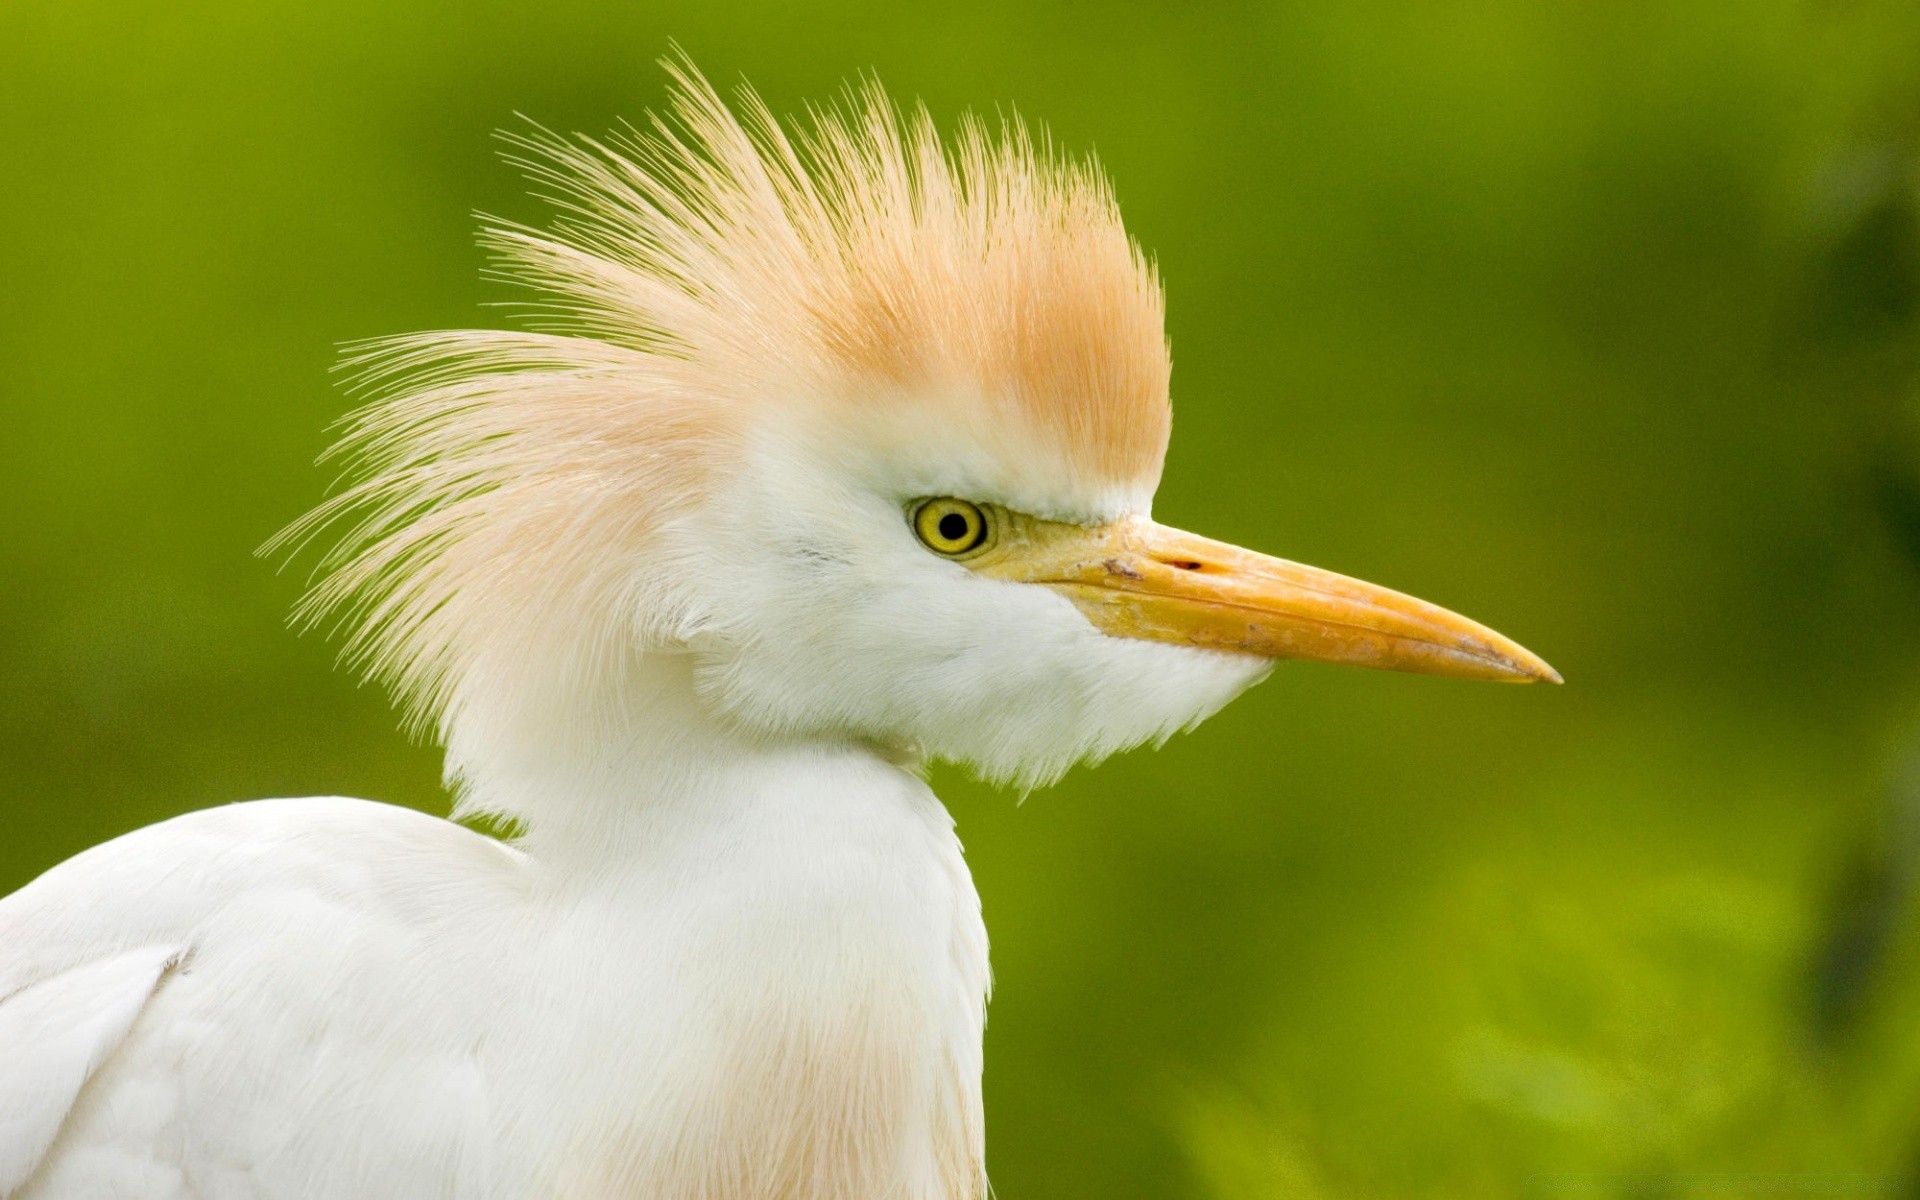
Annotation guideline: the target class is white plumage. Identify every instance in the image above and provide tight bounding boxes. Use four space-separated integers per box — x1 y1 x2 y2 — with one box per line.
0 61 1553 1199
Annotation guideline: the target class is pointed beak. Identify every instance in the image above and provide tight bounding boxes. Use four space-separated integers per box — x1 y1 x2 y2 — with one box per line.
978 518 1559 684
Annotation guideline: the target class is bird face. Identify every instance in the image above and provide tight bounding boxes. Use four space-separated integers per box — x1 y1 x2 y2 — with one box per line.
678 394 1555 788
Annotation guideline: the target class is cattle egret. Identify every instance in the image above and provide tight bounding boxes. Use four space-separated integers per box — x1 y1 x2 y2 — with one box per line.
0 62 1556 1199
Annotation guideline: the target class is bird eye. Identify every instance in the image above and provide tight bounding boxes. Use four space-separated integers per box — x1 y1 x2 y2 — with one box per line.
912 498 990 557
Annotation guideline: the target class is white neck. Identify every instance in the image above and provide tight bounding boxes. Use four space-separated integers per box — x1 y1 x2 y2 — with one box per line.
442 650 900 872
440 649 991 1198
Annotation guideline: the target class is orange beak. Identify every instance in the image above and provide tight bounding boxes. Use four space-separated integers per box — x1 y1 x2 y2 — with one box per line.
977 517 1559 684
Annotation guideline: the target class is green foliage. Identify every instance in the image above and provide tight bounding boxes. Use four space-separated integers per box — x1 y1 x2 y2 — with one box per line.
5 0 1920 1195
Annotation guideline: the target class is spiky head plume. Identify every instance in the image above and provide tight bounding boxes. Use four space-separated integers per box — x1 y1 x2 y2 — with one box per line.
270 59 1173 742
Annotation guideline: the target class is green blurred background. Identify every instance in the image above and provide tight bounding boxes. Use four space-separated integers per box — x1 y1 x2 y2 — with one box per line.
7 0 1920 1195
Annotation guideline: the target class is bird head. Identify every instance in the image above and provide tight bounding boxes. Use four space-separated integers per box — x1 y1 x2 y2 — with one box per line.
275 61 1555 791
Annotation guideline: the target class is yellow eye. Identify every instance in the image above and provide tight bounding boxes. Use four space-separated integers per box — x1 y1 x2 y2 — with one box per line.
912 498 990 557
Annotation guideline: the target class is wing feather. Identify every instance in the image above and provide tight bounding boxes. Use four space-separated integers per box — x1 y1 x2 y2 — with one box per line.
0 944 186 1195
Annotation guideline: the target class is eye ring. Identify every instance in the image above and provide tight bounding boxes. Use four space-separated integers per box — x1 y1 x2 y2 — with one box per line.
912 498 991 557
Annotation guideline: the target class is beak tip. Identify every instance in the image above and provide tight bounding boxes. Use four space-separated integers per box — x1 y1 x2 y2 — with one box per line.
1507 651 1562 685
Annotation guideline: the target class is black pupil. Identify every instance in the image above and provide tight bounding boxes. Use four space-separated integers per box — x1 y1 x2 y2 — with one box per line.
937 512 972 543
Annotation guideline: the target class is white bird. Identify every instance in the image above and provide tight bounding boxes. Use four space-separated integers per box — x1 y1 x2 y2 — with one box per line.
0 63 1557 1200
